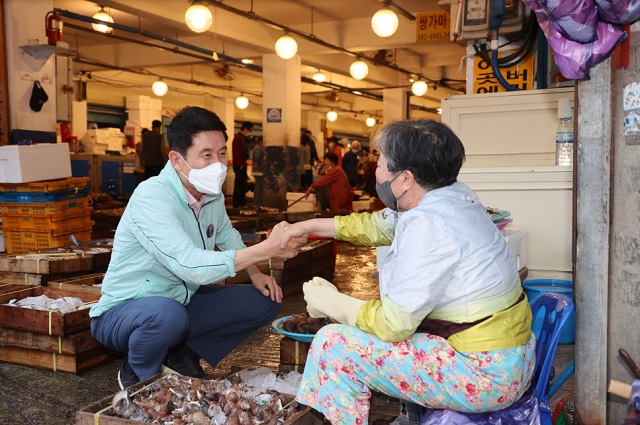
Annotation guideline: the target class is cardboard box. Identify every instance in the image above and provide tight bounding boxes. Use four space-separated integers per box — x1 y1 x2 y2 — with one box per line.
0 144 71 183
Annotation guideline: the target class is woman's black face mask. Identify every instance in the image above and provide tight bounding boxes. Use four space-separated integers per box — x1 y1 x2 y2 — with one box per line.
375 172 404 211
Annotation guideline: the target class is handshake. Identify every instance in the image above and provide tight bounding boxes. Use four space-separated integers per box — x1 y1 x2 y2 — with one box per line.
263 221 308 260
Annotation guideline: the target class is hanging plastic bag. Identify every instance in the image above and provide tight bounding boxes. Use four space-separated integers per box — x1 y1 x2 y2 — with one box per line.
523 0 627 80
595 0 640 24
420 389 541 425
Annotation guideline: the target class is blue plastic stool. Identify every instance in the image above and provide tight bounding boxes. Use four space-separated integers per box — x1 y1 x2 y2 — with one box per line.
419 292 575 425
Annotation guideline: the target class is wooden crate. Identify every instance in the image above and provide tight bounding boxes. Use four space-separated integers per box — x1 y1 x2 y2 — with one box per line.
280 337 311 366
37 239 113 271
0 327 104 355
0 287 99 336
46 273 104 296
0 343 119 374
0 252 93 274
75 373 323 425
269 239 336 297
0 283 35 303
0 271 85 286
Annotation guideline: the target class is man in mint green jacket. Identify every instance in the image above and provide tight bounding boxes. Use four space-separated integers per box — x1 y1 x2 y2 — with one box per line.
90 106 303 389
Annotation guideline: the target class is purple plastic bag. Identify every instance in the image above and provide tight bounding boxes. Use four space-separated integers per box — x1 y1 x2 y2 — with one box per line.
596 0 640 24
420 389 541 425
545 0 599 42
524 0 627 79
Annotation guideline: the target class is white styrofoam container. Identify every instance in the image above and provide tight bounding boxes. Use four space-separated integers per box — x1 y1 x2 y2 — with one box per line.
459 166 572 280
287 200 315 212
503 227 527 271
286 192 314 202
286 192 315 212
353 199 373 212
0 144 72 183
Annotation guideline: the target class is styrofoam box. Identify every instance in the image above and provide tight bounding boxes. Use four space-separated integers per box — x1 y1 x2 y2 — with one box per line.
286 192 314 202
503 227 527 271
287 200 315 212
0 144 72 183
126 95 150 109
352 199 373 212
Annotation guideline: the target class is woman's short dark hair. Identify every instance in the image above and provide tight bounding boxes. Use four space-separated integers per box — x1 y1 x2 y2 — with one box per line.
166 107 228 156
323 152 338 165
373 119 465 191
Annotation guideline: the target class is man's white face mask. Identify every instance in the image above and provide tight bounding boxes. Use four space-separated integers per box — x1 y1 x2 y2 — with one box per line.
178 154 227 195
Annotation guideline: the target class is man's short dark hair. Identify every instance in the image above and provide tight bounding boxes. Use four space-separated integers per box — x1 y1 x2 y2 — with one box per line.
152 120 162 129
324 152 338 165
166 106 228 156
241 121 254 131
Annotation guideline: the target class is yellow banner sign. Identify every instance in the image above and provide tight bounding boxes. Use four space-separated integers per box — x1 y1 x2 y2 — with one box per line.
416 10 450 42
473 50 534 93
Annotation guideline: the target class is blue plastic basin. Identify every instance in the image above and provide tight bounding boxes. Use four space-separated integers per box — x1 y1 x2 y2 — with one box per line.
522 279 575 344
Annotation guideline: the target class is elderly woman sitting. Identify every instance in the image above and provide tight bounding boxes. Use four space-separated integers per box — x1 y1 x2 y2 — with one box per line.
281 119 534 425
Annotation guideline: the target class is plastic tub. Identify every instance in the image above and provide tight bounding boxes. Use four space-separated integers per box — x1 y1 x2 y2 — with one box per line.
522 279 575 344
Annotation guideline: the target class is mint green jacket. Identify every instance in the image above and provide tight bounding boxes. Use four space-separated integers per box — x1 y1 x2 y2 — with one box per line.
90 162 245 318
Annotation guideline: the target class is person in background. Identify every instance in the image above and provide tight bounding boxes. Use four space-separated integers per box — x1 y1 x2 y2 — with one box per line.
360 147 378 197
327 136 343 167
142 120 167 180
134 128 149 186
233 121 253 208
300 130 320 189
90 107 306 390
251 135 265 207
299 142 311 191
281 119 534 425
304 152 352 211
342 140 361 188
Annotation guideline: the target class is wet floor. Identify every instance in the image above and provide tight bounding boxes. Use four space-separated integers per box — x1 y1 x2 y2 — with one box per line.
0 241 574 425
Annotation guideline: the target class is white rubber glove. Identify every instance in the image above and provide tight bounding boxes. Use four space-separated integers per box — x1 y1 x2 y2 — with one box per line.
303 279 366 326
303 277 339 317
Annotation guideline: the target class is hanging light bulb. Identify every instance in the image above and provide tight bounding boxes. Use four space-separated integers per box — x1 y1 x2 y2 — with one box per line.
365 117 376 128
312 71 326 83
326 111 338 122
92 8 114 34
275 34 297 59
350 60 369 80
411 80 428 96
371 7 399 37
235 94 249 109
185 2 213 33
152 79 168 97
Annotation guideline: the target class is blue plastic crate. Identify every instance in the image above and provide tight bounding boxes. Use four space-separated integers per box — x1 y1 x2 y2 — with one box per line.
0 187 89 203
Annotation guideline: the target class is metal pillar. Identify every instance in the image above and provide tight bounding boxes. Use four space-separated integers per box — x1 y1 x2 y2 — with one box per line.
606 28 640 424
575 58 612 424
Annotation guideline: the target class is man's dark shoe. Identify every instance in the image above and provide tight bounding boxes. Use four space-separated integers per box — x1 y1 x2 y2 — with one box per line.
118 359 140 390
163 344 206 378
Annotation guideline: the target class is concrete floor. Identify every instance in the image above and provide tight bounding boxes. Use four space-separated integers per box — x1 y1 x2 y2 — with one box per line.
0 241 575 425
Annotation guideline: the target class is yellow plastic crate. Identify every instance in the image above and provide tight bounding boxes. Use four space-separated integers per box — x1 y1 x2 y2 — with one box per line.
0 197 90 215
4 227 92 254
0 177 90 192
1 209 92 231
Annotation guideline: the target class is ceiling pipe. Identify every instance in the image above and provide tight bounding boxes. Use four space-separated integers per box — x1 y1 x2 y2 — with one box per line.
58 9 441 114
205 0 461 91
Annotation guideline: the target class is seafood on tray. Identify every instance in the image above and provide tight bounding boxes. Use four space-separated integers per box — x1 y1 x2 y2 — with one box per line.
282 312 331 335
111 373 302 425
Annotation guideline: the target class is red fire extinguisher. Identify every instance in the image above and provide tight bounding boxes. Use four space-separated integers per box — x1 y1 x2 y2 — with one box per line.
45 10 63 46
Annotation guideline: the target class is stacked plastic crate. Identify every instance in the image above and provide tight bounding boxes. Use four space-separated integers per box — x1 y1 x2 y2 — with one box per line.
0 177 92 254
